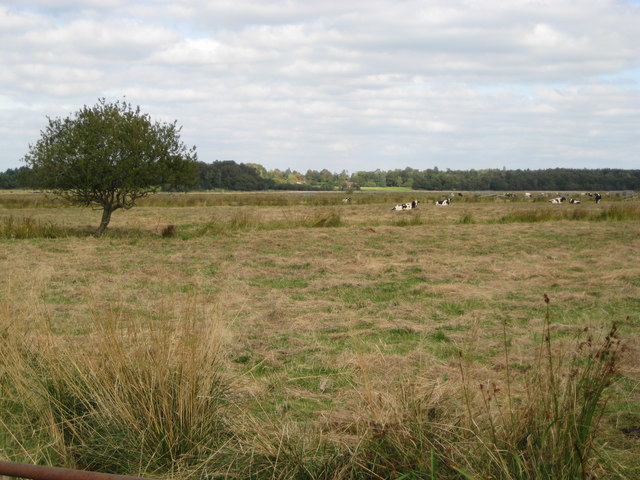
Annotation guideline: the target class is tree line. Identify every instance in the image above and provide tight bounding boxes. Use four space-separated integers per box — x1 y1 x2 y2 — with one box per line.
3 162 639 192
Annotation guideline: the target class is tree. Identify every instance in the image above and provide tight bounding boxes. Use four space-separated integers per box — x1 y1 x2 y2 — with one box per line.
198 160 270 190
0 166 30 189
23 99 198 237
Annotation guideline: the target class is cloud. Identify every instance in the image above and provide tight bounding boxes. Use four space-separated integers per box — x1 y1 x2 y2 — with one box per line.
1 0 639 172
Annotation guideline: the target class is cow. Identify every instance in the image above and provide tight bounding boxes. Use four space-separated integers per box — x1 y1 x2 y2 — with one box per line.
595 193 602 204
392 200 419 211
342 198 351 204
392 203 410 211
435 198 451 206
549 197 566 204
569 198 581 204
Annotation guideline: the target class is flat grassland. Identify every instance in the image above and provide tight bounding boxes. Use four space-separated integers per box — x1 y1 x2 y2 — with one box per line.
1 190 639 479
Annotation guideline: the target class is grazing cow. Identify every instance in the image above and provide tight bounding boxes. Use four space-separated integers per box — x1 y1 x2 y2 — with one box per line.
524 193 532 198
342 197 351 204
411 200 419 208
594 193 602 204
569 198 581 204
435 198 451 206
549 196 566 204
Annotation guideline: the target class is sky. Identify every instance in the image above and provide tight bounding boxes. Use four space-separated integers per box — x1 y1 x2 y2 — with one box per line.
1 0 639 174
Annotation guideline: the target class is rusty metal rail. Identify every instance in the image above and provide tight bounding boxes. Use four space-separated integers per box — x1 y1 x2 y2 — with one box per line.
0 460 159 480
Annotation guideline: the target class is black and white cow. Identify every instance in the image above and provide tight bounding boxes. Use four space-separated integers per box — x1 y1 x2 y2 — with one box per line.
392 200 419 211
594 193 602 204
342 197 351 204
549 196 566 204
392 203 409 211
569 198 581 204
435 198 451 206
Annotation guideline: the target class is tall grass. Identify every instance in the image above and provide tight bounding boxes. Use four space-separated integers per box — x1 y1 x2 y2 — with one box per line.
498 204 640 223
0 215 69 238
0 193 63 209
0 302 235 478
0 293 626 479
345 298 622 480
392 212 427 227
471 301 621 479
196 209 343 236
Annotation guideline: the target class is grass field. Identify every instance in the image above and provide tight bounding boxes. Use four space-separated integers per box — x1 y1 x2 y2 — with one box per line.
1 190 639 479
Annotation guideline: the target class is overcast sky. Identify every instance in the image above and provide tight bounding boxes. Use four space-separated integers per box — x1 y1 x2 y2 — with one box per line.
1 0 639 174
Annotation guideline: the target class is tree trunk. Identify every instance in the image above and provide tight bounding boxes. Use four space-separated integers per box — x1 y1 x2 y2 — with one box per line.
94 207 113 238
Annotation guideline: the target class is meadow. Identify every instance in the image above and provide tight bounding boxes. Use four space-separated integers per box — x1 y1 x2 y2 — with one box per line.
1 190 639 479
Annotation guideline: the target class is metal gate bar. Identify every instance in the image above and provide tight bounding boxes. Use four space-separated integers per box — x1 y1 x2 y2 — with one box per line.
0 460 159 480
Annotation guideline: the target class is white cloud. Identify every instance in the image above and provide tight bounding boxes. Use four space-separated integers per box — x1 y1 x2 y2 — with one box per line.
1 0 639 172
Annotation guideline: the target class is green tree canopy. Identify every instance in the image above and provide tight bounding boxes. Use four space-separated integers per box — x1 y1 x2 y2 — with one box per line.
23 99 198 236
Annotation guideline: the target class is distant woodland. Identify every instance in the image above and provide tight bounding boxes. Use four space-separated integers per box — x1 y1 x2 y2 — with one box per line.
2 161 639 192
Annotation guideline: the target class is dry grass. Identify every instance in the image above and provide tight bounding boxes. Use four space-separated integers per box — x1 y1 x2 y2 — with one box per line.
1 191 639 478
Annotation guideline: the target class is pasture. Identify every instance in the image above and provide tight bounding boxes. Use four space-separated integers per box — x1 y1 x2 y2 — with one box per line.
1 190 639 479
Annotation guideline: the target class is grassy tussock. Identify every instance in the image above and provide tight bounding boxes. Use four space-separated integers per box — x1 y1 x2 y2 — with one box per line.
0 303 234 478
391 212 428 226
0 215 69 239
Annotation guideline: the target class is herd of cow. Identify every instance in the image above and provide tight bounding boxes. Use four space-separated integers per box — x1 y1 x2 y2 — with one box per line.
383 192 603 211
341 192 604 211
548 192 602 204
391 198 453 210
